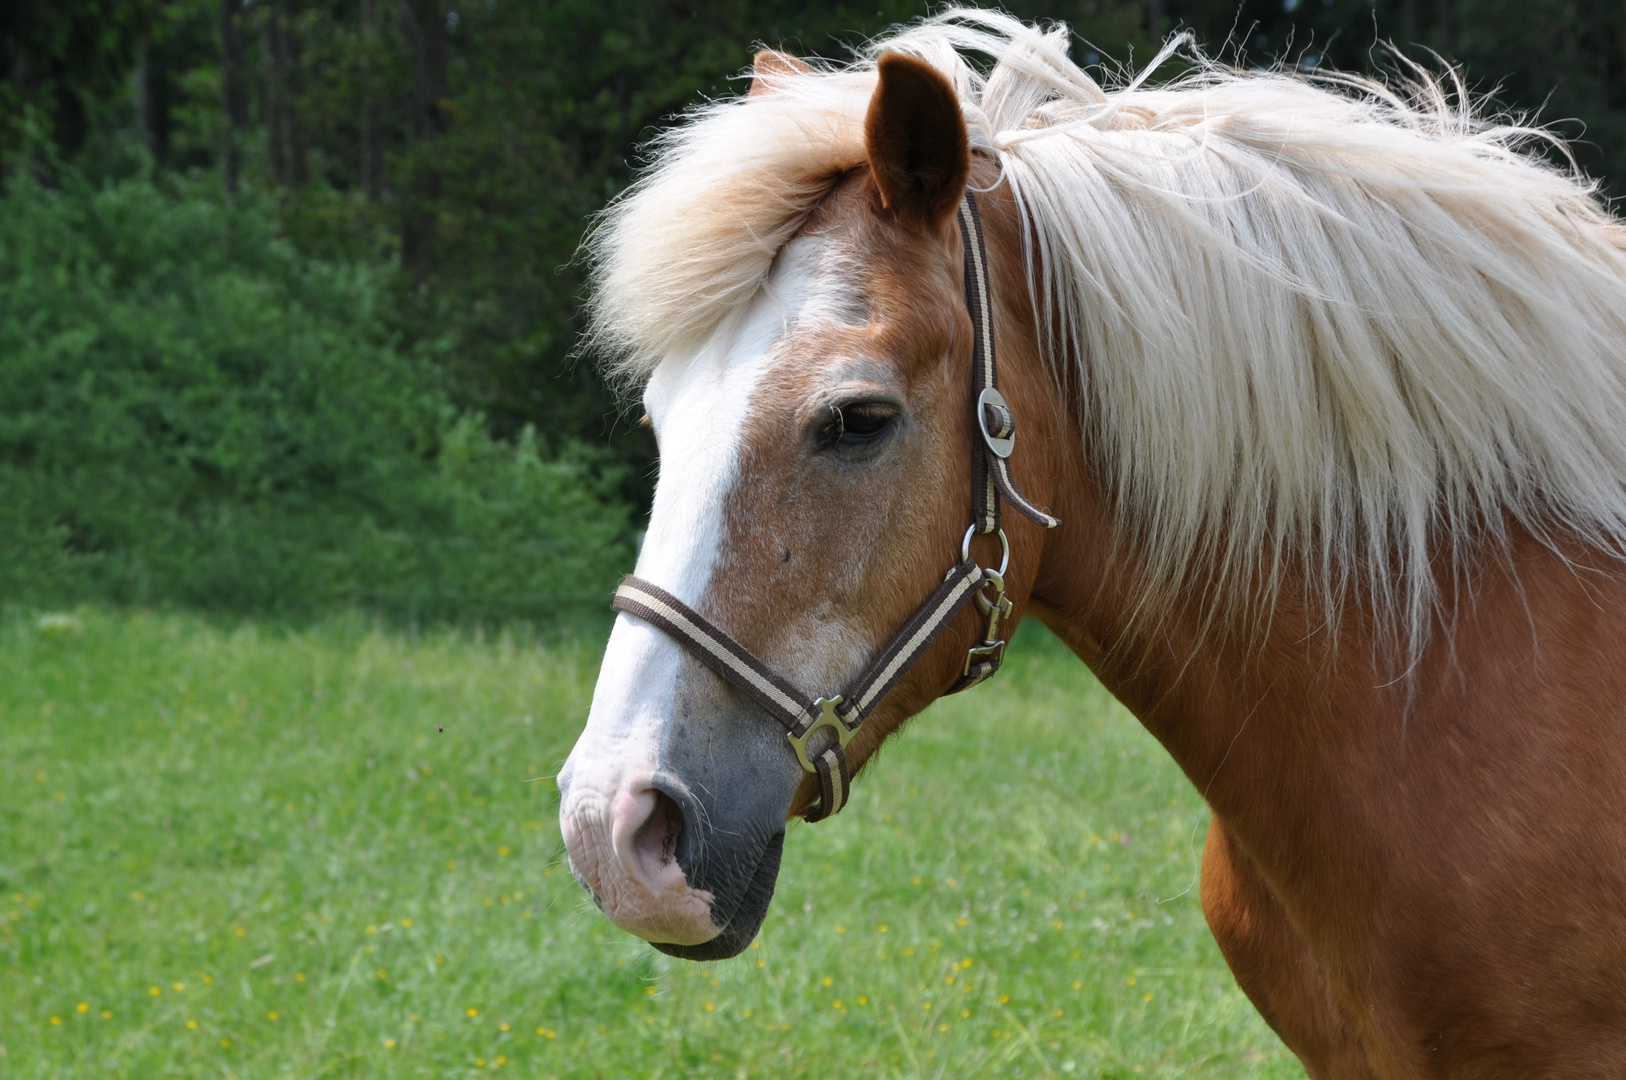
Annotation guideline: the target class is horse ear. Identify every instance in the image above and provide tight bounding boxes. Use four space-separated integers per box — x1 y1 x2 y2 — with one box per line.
750 50 812 97
864 52 969 232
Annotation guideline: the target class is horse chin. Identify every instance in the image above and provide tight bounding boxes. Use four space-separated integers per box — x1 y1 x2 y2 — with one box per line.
655 829 785 960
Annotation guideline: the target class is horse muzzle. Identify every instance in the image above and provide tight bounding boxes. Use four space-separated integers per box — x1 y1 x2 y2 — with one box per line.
557 758 790 960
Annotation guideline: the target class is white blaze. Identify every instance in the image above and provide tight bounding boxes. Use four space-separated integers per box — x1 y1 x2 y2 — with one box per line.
558 240 831 944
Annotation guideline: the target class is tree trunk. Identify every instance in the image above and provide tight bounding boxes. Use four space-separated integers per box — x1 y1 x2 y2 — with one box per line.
1619 3 1626 111
53 80 88 156
264 1 310 189
132 40 153 155
219 0 247 195
1435 0 1459 56
360 0 382 199
284 1 309 187
265 6 287 185
397 0 448 278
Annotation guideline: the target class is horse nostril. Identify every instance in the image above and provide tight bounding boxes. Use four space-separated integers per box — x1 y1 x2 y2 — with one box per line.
634 789 685 876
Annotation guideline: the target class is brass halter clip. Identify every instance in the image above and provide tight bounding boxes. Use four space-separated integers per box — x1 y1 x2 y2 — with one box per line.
957 526 1014 687
787 697 856 774
962 568 1014 681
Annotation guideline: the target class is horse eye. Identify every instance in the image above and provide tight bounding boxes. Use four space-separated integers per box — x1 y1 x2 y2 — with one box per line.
840 402 897 436
818 401 900 450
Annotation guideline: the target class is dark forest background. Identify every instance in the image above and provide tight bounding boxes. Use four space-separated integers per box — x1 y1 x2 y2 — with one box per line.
3 0 1623 623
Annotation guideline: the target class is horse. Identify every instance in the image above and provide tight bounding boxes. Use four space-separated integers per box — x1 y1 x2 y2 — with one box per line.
556 11 1626 1077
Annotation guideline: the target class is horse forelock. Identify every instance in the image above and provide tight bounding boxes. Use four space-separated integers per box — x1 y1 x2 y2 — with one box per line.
585 7 1626 654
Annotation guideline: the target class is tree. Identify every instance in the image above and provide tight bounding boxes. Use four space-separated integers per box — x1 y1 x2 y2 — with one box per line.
1 0 158 164
3 0 1622 519
1166 0 1626 192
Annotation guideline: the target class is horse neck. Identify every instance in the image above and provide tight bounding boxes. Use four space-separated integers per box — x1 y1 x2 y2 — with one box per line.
983 177 1626 993
980 181 1398 879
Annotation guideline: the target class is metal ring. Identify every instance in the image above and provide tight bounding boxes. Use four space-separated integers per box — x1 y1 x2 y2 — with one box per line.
960 525 1009 578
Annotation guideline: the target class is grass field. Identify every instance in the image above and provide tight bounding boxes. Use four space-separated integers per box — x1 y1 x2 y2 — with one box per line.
0 609 1302 1079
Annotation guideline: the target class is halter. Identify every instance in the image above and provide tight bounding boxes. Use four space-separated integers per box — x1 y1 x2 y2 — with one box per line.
612 193 1059 822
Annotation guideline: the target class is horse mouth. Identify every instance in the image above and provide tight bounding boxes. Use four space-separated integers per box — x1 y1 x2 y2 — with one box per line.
654 828 785 960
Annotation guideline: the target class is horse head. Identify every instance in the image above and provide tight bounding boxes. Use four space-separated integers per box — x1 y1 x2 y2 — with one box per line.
556 52 1065 959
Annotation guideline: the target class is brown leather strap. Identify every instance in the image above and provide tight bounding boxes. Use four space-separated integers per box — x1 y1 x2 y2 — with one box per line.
809 745 848 822
832 561 988 726
611 576 818 735
613 565 984 735
959 196 1060 534
613 562 985 820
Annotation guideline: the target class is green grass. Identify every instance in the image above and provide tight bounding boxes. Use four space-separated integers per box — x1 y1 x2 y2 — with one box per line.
0 609 1301 1078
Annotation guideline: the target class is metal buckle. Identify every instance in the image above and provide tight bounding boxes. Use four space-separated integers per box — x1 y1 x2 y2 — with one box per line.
787 696 856 773
962 638 1008 679
976 387 1015 458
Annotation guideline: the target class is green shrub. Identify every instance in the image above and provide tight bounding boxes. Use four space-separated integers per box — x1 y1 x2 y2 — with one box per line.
0 175 633 622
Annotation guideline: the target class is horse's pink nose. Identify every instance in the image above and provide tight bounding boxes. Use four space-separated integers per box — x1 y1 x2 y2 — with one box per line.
559 780 718 946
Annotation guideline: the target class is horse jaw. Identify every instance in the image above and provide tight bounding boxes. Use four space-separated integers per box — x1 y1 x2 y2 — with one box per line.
558 240 832 949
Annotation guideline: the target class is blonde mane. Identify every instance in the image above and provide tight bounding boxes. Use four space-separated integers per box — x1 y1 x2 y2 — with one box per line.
585 9 1626 648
